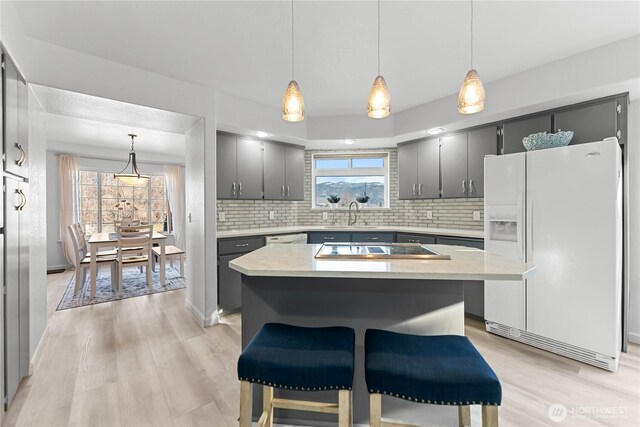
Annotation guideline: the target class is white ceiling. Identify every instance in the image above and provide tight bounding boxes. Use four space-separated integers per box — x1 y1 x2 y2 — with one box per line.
13 1 640 117
31 85 194 158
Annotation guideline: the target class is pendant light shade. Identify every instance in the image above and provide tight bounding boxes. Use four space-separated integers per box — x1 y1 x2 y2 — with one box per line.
114 134 149 186
368 0 390 119
282 0 304 122
282 80 305 122
367 75 391 119
458 0 485 114
457 69 485 114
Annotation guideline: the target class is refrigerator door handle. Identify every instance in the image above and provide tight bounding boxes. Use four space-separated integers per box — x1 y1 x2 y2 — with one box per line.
517 190 525 260
527 196 534 262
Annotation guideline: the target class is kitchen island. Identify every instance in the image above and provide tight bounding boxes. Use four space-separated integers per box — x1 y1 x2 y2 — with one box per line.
230 243 534 426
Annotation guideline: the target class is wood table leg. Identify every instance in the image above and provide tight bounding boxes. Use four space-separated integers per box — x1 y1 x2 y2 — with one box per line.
160 240 166 286
90 244 97 299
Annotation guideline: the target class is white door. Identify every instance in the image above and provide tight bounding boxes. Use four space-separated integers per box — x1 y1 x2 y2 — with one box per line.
526 140 622 356
484 153 526 329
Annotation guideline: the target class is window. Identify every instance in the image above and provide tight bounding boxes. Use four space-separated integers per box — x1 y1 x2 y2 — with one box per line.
78 171 169 234
312 153 389 208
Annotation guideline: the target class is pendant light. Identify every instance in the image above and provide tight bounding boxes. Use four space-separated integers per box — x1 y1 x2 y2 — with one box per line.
114 134 149 186
458 0 485 114
367 0 391 119
282 0 305 122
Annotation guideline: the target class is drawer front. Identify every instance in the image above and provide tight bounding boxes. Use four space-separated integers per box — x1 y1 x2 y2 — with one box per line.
350 232 395 243
218 236 265 255
436 237 484 250
396 233 436 245
307 232 351 244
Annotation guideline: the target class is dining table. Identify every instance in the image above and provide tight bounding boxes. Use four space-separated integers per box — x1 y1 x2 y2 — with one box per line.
87 231 167 298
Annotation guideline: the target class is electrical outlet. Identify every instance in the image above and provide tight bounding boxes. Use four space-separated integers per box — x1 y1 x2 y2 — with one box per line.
269 211 275 220
473 211 481 221
219 211 226 222
322 212 328 220
426 211 433 220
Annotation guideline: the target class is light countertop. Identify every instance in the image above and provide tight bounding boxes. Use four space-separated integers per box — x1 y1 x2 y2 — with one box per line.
229 243 534 281
217 225 483 239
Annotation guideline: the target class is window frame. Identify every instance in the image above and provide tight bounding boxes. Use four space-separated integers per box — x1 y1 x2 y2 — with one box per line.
78 168 171 234
311 151 390 209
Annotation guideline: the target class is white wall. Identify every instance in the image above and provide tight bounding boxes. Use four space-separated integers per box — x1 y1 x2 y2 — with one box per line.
28 87 48 364
627 100 640 344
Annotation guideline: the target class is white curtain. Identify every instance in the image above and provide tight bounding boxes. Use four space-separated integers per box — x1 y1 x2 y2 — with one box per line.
59 154 80 265
164 165 186 250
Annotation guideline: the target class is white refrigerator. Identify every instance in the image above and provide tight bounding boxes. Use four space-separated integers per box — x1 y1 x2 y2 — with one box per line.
484 139 622 371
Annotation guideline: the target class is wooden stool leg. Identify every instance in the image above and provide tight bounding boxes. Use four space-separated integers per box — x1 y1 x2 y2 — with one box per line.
262 386 274 427
482 405 498 427
458 405 471 427
180 255 184 277
370 393 382 427
338 390 351 427
239 381 252 427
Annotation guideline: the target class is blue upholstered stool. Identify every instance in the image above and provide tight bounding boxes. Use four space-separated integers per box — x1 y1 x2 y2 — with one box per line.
238 323 355 427
365 329 502 427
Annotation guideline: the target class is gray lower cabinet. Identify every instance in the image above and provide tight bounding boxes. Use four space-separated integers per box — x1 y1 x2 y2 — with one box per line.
4 177 29 406
501 114 552 155
417 138 440 199
216 133 263 200
467 126 498 198
217 236 265 314
263 141 304 200
437 236 484 319
440 133 468 199
307 232 351 244
396 233 435 244
397 141 418 199
351 232 395 243
554 98 625 145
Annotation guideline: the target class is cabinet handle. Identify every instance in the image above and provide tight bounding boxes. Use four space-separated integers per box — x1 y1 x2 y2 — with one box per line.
238 182 242 196
16 143 26 167
616 130 621 140
282 185 285 197
412 184 416 197
418 183 422 196
462 180 466 195
232 182 236 197
469 179 474 195
287 185 290 197
324 236 335 240
16 189 26 211
235 243 249 248
366 237 379 241
408 239 420 243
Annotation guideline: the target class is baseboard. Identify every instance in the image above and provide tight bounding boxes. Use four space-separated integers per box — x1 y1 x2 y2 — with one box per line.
47 264 72 273
204 310 219 327
185 299 205 326
28 325 49 376
629 331 640 345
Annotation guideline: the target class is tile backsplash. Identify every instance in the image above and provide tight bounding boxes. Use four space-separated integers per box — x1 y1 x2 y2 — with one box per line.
216 148 484 231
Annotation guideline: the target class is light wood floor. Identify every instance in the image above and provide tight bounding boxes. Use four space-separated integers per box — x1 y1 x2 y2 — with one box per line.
4 271 639 427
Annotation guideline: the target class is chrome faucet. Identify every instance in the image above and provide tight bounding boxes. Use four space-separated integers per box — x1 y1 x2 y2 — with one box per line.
348 201 359 226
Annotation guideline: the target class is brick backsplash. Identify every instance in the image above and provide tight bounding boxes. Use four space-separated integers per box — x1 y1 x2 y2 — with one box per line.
216 148 484 231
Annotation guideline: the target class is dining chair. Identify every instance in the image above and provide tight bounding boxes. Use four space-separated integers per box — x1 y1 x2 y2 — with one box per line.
75 222 117 258
115 223 154 293
68 225 117 295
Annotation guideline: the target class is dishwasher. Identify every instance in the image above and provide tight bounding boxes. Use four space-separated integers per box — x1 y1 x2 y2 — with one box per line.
265 233 308 245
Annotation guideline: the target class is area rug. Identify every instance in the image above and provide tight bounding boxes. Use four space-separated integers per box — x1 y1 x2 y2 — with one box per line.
57 265 186 311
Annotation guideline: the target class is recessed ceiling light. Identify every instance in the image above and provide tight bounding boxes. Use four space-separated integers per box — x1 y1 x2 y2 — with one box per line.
343 139 357 145
253 131 270 138
426 127 444 135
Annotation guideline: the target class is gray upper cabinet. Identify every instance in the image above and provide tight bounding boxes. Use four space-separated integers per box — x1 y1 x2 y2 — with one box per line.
398 141 418 199
285 145 304 200
440 133 468 199
417 138 440 199
216 133 238 199
467 126 498 198
3 54 29 179
502 115 552 155
263 141 286 200
263 141 304 200
235 138 263 199
216 134 263 200
554 99 622 145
